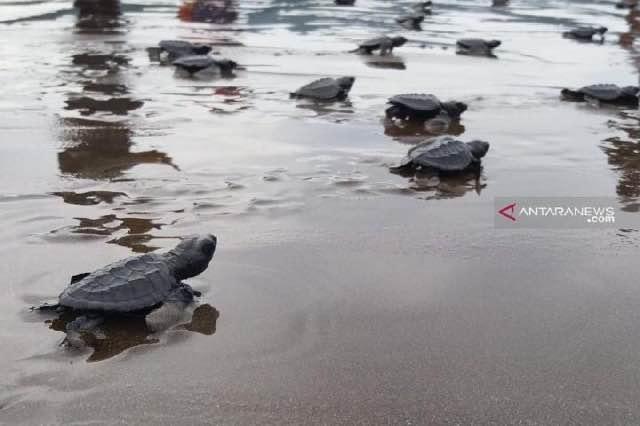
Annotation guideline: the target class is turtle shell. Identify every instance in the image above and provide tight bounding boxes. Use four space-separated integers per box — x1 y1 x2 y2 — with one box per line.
404 136 475 171
579 84 624 101
456 38 487 49
159 40 211 56
294 78 344 100
389 94 442 113
59 253 177 312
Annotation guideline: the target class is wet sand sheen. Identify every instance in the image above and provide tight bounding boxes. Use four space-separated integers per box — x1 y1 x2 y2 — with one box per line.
1 0 640 423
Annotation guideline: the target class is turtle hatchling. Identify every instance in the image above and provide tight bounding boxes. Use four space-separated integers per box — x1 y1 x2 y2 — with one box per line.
562 26 607 41
561 84 639 106
352 36 408 55
390 136 490 174
456 38 501 56
34 234 217 340
172 55 238 76
291 76 355 101
396 13 424 30
386 94 468 121
159 40 212 61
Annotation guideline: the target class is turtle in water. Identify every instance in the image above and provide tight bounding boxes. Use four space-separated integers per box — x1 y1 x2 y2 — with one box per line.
412 1 433 14
335 0 355 4
290 76 355 101
390 136 490 174
33 234 217 343
561 84 640 106
386 94 468 122
351 36 408 55
456 38 501 56
396 13 425 30
562 26 607 42
159 40 212 60
492 0 509 6
172 55 238 77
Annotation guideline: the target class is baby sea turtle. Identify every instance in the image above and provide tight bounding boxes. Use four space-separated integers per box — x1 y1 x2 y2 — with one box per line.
561 84 640 106
456 38 501 56
562 26 607 41
335 0 355 4
386 94 468 121
352 36 408 55
390 136 490 173
412 1 433 14
172 55 238 76
34 234 217 340
290 76 355 101
396 13 424 30
159 40 212 60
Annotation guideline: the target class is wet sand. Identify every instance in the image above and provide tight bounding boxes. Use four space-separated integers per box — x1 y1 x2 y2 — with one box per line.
2 0 640 423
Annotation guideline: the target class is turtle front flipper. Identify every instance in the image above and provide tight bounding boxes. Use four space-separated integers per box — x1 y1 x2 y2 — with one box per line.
145 284 200 332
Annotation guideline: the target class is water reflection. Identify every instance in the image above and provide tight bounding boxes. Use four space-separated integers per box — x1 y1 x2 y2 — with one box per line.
383 118 465 143
47 304 219 362
67 214 165 252
391 168 486 200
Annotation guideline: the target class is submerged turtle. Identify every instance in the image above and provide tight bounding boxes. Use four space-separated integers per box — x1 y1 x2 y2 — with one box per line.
562 26 607 41
396 13 425 30
291 76 355 101
172 55 238 76
492 0 509 6
352 36 408 55
386 94 468 121
390 136 490 173
159 40 212 60
335 0 355 4
561 84 640 106
456 38 501 56
34 234 217 340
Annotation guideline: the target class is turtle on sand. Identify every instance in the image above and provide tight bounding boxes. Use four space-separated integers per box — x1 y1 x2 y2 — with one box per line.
396 13 425 30
562 26 607 41
34 234 217 343
456 38 501 56
351 36 408 55
561 84 639 106
290 76 355 101
386 94 467 122
172 55 238 76
390 136 490 174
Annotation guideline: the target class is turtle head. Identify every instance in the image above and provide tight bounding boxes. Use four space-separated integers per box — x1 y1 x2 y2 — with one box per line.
487 40 502 49
597 26 608 35
392 36 408 47
467 140 490 159
217 59 238 75
167 234 217 280
336 76 356 91
441 101 468 119
192 44 213 55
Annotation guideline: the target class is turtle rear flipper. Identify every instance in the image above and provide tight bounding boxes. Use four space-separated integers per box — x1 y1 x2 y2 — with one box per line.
31 302 62 312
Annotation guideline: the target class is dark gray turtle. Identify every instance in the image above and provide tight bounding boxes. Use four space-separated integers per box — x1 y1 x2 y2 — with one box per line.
352 36 408 55
456 38 501 56
172 55 238 76
396 13 425 30
492 0 509 6
616 0 637 9
562 26 607 41
335 0 355 4
561 84 639 106
390 136 490 173
412 1 433 14
291 76 355 101
159 40 212 60
34 234 217 340
386 94 468 121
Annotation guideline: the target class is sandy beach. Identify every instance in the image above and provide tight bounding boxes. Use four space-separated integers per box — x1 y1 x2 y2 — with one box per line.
1 0 640 423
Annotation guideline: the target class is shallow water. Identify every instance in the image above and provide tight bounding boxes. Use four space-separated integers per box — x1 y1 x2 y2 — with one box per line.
2 0 640 423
